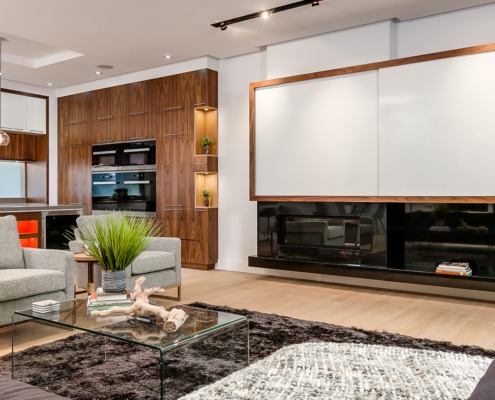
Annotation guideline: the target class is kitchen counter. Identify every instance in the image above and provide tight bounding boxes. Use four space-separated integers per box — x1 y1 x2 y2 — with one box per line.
0 204 85 213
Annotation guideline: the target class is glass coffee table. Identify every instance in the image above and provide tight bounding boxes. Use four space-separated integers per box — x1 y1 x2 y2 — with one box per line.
12 299 249 399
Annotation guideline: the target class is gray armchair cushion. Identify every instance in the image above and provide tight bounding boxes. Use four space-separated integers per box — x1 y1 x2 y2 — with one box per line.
0 269 67 302
0 215 24 270
131 251 175 275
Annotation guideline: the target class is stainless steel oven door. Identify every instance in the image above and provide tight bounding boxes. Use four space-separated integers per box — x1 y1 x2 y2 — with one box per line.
121 140 156 169
92 171 119 213
92 144 121 169
91 170 156 217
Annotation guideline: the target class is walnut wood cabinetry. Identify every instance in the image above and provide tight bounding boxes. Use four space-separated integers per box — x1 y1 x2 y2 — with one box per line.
124 81 153 141
91 86 126 144
58 145 92 212
0 132 35 161
57 69 218 269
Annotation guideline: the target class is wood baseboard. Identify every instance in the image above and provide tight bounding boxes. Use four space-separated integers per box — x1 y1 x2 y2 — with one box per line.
183 263 215 270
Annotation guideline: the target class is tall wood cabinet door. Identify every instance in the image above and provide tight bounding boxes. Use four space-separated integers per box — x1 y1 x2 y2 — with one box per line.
161 209 196 240
58 145 92 211
124 81 152 141
183 208 218 267
92 87 126 143
153 75 186 140
187 69 218 108
58 97 71 147
153 75 184 112
92 119 124 144
156 137 195 213
69 92 92 125
92 86 126 121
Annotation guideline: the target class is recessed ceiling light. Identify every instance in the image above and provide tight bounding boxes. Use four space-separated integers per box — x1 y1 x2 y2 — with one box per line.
261 10 270 19
47 83 53 86
164 54 173 60
97 64 114 69
95 71 102 75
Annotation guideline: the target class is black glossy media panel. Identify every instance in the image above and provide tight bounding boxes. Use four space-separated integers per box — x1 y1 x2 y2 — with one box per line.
250 202 495 291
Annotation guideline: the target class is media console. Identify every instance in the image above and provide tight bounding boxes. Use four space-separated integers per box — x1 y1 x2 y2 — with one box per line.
249 202 495 292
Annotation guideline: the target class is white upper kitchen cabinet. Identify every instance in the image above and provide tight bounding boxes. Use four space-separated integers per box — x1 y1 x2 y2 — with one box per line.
1 92 46 134
26 96 46 134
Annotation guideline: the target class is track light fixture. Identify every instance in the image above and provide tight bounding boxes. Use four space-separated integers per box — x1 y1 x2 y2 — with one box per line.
211 0 322 31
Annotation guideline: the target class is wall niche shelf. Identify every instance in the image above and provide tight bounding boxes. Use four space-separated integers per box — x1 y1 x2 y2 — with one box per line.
194 106 218 156
195 173 218 208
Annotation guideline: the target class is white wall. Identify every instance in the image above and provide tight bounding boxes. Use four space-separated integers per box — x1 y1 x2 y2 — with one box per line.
215 3 495 300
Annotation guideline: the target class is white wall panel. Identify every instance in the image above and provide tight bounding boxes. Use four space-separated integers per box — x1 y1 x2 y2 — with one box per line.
255 70 378 196
379 51 495 196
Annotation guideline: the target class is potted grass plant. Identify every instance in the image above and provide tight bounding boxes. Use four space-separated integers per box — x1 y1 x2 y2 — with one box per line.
79 213 161 292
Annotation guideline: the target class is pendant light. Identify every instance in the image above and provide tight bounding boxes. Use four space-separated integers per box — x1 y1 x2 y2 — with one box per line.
0 37 10 146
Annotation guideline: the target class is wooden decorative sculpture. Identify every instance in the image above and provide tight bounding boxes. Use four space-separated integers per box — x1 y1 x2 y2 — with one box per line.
91 276 188 332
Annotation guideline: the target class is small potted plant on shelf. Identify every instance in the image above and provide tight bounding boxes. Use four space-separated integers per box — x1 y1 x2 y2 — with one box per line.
202 189 211 207
200 136 213 154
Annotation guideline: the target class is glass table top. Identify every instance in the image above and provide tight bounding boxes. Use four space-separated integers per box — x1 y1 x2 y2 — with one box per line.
13 299 247 352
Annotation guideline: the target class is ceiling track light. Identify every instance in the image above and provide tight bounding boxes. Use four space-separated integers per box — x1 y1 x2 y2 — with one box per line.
211 0 322 31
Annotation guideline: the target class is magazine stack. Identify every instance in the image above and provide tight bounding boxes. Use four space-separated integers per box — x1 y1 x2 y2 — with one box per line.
435 262 472 276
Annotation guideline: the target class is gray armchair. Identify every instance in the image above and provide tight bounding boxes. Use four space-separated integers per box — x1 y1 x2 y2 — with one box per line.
68 214 181 300
0 215 74 326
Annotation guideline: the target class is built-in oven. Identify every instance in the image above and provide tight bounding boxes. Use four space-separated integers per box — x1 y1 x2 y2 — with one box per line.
121 140 156 169
91 169 156 217
92 143 121 170
92 140 156 172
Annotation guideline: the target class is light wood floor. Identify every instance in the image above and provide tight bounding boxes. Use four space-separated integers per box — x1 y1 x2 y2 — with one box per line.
2 268 495 358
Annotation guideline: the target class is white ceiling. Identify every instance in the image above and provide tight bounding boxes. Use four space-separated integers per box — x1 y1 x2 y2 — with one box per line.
0 0 493 88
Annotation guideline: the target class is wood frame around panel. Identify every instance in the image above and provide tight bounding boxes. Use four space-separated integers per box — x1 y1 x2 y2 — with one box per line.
249 43 495 204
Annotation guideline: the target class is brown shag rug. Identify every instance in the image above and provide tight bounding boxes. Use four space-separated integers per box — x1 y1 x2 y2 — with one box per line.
0 302 494 400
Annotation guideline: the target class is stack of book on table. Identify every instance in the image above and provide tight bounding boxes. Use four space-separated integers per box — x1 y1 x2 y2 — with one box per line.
32 299 61 321
87 288 134 310
435 262 472 276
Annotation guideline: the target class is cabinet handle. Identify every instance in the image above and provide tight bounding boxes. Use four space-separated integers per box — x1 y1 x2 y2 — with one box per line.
128 135 147 140
194 102 206 107
164 204 184 207
2 127 23 131
69 203 84 205
162 132 183 137
69 120 85 125
29 129 44 133
163 106 183 112
195 209 207 212
97 139 114 143
129 111 147 116
193 162 208 165
97 116 113 121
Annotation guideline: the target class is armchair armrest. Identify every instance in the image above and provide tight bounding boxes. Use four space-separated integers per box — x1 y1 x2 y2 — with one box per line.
68 228 85 253
145 237 181 269
23 248 75 300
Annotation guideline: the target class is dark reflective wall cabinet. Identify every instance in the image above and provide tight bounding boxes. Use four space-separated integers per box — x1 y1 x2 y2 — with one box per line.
250 202 495 292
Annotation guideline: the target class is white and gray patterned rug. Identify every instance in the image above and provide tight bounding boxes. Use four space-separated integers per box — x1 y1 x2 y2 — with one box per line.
180 341 492 400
